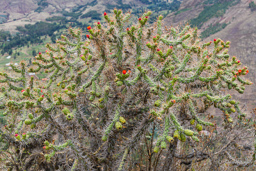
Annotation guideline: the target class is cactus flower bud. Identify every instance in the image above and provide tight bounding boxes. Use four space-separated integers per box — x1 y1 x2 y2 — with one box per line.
87 26 91 30
15 134 21 141
119 116 126 124
44 141 50 146
154 100 161 107
173 130 179 138
166 136 174 143
115 122 122 130
25 119 32 125
22 133 26 139
153 146 159 153
104 12 107 16
196 124 202 131
190 119 195 125
184 129 194 136
28 113 34 119
230 108 236 113
229 100 236 104
66 114 74 120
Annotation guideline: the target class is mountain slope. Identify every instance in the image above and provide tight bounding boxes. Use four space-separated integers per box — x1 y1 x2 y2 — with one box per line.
164 0 256 110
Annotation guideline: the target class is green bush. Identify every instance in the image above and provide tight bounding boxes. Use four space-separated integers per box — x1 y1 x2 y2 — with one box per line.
201 23 228 39
190 0 237 28
80 10 101 20
0 10 254 171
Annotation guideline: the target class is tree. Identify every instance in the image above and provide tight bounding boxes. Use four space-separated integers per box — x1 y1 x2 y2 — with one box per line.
0 10 255 170
32 49 37 57
249 1 256 11
13 53 17 60
8 49 12 55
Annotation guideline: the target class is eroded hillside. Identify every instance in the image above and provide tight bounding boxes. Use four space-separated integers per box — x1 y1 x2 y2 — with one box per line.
164 0 256 110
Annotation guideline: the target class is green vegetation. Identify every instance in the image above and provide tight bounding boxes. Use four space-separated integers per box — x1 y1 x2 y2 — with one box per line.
139 0 151 4
147 0 181 12
35 0 49 13
0 30 11 42
0 10 254 171
80 10 101 20
201 23 228 39
0 22 65 55
249 1 256 11
105 0 132 12
46 16 67 22
71 0 98 13
62 11 82 19
190 0 238 28
175 8 191 15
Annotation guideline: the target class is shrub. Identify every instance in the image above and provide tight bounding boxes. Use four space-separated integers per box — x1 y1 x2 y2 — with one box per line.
0 10 254 170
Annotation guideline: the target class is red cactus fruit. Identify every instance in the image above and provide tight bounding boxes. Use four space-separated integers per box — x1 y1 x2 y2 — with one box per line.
122 70 127 74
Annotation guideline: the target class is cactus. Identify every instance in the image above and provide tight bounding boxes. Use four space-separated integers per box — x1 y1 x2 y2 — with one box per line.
0 9 253 171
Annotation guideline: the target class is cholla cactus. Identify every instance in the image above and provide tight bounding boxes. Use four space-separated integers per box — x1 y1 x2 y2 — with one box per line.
0 9 254 170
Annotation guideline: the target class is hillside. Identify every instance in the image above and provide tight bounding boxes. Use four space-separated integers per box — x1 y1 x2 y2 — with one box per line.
163 0 256 111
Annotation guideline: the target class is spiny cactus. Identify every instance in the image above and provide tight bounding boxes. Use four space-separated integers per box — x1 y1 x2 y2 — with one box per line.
0 9 254 170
